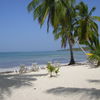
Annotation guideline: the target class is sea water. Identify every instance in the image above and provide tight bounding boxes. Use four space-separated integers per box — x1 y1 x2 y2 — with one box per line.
0 51 87 68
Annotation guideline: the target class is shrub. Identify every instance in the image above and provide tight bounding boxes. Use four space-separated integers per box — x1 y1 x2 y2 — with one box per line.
55 67 60 75
47 63 60 77
19 65 27 74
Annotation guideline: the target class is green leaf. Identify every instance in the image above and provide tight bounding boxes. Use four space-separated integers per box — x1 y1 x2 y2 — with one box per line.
93 16 100 21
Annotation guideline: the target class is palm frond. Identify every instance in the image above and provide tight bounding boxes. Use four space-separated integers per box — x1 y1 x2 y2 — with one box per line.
27 0 40 12
92 16 100 21
88 7 96 16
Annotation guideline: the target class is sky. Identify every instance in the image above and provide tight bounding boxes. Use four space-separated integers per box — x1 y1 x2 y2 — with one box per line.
0 0 100 52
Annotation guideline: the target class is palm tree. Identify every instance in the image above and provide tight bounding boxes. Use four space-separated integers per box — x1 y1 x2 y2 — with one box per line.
27 0 72 32
53 1 100 65
88 43 100 67
52 0 76 64
73 2 100 67
27 1 100 65
74 2 100 48
53 26 75 64
27 0 76 65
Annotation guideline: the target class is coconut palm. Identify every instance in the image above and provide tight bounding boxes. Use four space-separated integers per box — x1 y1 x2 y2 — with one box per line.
53 1 100 65
53 0 76 65
88 45 100 67
73 2 100 67
27 0 74 31
53 21 76 65
74 2 100 48
27 1 100 65
27 0 76 65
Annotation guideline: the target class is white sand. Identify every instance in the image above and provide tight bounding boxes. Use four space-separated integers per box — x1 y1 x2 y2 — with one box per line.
0 64 100 100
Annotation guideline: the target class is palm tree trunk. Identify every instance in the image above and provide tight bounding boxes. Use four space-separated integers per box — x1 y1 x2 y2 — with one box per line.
96 61 100 67
76 41 88 57
68 39 75 65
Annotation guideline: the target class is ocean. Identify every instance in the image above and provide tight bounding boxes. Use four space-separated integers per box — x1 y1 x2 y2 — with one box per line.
0 51 87 68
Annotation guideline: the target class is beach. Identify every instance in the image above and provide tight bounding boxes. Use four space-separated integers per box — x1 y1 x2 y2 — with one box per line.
1 0 100 100
0 63 100 100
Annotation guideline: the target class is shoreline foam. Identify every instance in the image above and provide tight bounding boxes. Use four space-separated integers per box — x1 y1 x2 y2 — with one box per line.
0 61 88 73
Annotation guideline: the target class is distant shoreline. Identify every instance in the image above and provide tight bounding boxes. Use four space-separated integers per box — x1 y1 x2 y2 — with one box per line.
57 47 89 51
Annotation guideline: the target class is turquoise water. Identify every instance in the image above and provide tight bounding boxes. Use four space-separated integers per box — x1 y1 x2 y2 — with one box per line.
0 51 87 68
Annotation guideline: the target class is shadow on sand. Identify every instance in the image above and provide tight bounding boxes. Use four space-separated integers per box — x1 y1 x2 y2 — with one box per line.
32 73 48 77
46 87 100 100
0 72 48 100
87 79 100 84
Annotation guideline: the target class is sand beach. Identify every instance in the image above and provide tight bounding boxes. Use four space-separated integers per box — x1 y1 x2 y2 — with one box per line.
1 0 100 100
0 63 100 100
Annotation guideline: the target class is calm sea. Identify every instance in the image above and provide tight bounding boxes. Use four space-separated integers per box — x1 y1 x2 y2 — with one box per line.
0 51 87 68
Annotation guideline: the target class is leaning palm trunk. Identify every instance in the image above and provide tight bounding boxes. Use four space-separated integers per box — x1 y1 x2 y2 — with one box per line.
76 41 100 67
97 61 100 67
68 39 75 65
76 40 88 57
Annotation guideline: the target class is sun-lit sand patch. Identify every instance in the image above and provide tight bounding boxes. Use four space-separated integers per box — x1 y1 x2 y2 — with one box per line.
0 63 100 100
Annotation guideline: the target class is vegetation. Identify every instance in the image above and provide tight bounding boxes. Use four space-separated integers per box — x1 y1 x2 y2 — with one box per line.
57 47 89 51
27 0 100 65
52 0 76 65
27 0 76 65
19 65 27 74
88 44 100 67
55 67 60 76
47 63 60 77
74 2 100 48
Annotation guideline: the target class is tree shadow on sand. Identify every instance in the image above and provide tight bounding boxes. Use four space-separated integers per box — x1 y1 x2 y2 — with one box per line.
0 73 37 100
87 79 100 84
46 87 100 100
32 73 48 77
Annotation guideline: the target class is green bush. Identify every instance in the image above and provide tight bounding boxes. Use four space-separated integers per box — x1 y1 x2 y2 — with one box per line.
55 67 60 75
19 65 26 74
47 63 60 77
88 47 100 67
